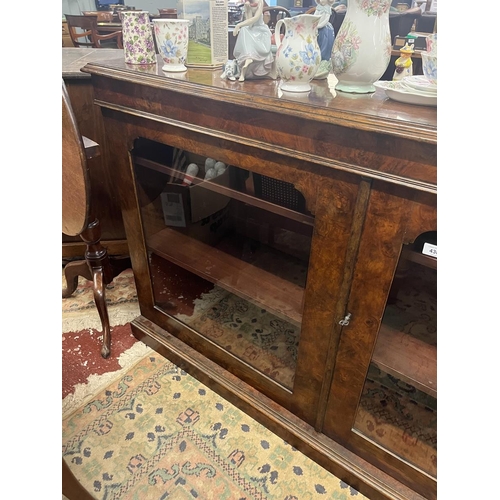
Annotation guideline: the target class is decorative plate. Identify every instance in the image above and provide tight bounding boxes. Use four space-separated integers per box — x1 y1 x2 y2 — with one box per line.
402 75 437 94
374 81 437 107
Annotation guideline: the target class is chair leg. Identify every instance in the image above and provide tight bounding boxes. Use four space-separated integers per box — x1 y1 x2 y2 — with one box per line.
62 260 93 298
91 266 111 359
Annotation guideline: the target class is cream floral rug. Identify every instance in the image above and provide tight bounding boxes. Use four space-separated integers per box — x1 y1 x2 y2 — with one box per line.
63 353 368 499
62 266 368 499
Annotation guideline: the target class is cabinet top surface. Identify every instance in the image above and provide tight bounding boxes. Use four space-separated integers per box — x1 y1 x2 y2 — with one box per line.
62 48 125 79
80 52 437 143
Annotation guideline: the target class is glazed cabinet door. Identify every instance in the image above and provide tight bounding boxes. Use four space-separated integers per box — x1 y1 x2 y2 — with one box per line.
129 134 360 426
321 182 437 499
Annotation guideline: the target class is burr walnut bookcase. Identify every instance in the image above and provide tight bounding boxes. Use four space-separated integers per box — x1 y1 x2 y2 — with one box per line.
82 55 437 500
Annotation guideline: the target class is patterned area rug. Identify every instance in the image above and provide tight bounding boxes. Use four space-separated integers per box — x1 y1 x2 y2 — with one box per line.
63 354 367 500
62 267 367 499
149 252 303 390
175 286 300 390
355 366 437 478
62 268 152 417
62 268 140 334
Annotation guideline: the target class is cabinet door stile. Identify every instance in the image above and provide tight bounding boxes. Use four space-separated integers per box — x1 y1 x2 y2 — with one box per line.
291 176 361 425
324 184 412 437
294 176 369 431
104 116 157 315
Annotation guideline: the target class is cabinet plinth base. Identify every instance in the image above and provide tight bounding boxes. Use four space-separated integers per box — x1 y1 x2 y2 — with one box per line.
131 315 428 500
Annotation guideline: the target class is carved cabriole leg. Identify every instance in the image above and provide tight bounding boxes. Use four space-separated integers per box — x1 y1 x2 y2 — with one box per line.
79 218 115 358
92 266 111 358
62 260 92 298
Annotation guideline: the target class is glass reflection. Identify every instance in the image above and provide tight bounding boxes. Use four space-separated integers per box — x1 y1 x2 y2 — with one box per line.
353 236 437 477
132 138 314 390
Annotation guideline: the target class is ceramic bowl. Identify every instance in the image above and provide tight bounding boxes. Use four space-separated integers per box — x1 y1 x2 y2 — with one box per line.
421 52 437 85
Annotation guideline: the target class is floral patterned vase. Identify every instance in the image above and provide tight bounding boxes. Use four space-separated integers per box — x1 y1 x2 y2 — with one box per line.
153 19 190 72
332 0 391 93
275 14 322 93
120 10 156 65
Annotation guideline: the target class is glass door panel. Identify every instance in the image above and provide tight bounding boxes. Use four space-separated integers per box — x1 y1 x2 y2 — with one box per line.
352 233 437 477
132 138 313 391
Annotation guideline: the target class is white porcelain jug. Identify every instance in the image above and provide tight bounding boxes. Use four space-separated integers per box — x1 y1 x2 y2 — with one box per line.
275 14 322 93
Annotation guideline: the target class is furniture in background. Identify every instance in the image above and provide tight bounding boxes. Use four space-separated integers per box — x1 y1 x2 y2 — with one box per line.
83 10 114 22
228 1 244 25
415 12 437 33
389 7 421 40
62 80 130 358
263 5 291 32
62 20 73 47
82 55 436 500
62 48 128 259
65 14 123 48
95 0 124 10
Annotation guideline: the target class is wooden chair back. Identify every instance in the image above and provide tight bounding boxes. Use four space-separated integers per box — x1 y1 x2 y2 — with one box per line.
65 14 123 49
65 14 99 48
263 6 291 32
62 80 91 237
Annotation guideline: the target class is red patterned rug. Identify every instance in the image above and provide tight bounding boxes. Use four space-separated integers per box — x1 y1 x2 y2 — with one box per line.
62 268 151 416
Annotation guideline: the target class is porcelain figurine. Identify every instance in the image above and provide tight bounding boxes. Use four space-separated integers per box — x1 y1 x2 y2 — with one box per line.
393 43 414 81
232 0 276 81
220 59 241 81
313 0 336 80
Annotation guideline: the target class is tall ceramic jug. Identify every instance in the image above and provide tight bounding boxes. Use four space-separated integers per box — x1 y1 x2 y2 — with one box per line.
332 0 391 93
120 10 156 65
275 14 322 93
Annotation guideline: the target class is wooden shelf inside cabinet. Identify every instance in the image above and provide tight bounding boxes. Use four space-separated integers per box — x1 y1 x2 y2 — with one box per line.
148 228 304 327
133 156 315 227
401 246 437 270
372 324 437 398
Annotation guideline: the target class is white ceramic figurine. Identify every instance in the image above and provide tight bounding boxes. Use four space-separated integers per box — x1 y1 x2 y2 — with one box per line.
220 59 241 81
232 0 276 81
